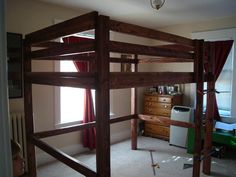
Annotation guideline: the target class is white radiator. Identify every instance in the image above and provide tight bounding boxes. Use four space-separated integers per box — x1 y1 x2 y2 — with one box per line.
10 112 28 171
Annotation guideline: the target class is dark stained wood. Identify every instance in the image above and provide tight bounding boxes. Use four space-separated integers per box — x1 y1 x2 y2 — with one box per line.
110 114 137 124
192 40 204 177
203 43 215 175
110 57 138 64
95 15 111 177
31 41 66 48
139 57 194 63
34 121 96 138
23 44 36 177
110 72 194 89
24 72 96 89
110 41 194 59
34 115 137 139
30 52 95 61
109 20 194 46
31 137 97 177
25 11 98 45
131 57 138 150
138 114 195 128
29 40 95 59
157 44 194 52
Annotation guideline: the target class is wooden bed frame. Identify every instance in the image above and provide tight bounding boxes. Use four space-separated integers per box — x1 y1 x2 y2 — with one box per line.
23 11 216 177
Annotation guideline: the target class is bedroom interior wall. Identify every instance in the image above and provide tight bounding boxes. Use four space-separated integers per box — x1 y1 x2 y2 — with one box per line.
6 0 152 165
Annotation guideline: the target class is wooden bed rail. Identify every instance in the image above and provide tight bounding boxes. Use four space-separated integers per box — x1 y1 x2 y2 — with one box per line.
24 72 96 89
31 137 97 177
110 72 195 89
34 114 137 139
25 11 98 45
28 40 95 59
109 20 194 47
138 114 195 128
109 41 194 59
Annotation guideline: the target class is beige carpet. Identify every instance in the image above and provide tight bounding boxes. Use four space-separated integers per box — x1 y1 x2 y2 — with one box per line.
37 136 236 177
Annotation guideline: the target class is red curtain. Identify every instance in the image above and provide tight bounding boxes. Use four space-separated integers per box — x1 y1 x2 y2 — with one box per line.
204 40 233 120
63 36 96 149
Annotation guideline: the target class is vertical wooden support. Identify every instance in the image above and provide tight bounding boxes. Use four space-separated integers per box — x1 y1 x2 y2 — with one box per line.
131 54 138 150
24 43 36 177
203 43 215 175
95 15 111 177
192 40 204 177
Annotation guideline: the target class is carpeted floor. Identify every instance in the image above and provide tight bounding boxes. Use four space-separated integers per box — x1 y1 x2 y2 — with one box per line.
37 136 236 177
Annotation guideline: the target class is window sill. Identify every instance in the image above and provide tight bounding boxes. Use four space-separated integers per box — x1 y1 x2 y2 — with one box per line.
55 120 83 129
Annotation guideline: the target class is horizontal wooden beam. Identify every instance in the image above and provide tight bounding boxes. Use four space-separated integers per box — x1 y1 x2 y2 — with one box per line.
139 114 195 128
34 121 96 138
25 72 96 89
157 44 194 52
31 137 97 177
139 57 194 63
29 40 95 59
30 52 95 61
110 72 194 89
34 115 137 139
109 20 194 47
109 57 138 64
31 41 66 48
109 41 194 59
25 11 98 45
110 114 138 124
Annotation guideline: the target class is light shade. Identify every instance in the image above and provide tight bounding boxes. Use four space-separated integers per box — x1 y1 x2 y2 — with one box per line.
150 0 165 10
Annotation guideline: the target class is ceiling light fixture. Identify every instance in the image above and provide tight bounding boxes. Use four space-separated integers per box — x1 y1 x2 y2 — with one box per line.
150 0 165 10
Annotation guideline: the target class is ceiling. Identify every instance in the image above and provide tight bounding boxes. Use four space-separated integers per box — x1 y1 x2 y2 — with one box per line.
36 0 236 29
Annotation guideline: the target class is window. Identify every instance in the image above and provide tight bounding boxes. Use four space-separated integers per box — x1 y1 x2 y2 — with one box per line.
59 61 85 125
192 28 236 117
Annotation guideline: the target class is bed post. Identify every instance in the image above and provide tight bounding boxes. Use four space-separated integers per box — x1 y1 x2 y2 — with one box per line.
192 39 204 177
95 15 111 177
203 42 215 175
131 54 138 150
24 43 37 177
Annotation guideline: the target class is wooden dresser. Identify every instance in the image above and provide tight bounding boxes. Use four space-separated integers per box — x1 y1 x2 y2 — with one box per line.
144 93 182 140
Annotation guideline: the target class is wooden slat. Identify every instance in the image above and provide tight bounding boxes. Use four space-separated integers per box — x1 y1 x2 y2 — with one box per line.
34 115 137 139
157 44 194 52
139 57 194 63
25 11 98 45
192 40 204 177
110 72 194 89
110 41 194 59
30 52 95 61
138 114 195 128
109 57 138 64
31 137 96 177
29 40 95 59
31 41 66 48
95 15 111 177
25 72 96 89
109 20 194 46
34 121 96 138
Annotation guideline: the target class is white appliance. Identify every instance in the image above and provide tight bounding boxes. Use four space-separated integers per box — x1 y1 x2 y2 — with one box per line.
169 106 193 148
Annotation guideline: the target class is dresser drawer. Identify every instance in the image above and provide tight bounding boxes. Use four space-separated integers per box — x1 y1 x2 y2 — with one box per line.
145 123 170 138
144 95 173 103
144 102 172 110
144 107 171 117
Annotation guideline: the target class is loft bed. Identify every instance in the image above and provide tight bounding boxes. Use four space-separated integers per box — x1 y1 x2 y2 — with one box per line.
23 11 215 177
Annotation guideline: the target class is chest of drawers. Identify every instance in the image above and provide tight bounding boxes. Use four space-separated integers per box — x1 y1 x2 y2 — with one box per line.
144 93 182 140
